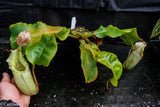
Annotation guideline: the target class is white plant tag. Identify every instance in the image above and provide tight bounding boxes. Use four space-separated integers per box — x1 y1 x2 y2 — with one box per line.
71 17 76 29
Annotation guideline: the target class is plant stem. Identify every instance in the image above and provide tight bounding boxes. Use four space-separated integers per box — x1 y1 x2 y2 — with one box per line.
68 34 79 39
84 32 94 37
32 65 39 91
71 31 94 45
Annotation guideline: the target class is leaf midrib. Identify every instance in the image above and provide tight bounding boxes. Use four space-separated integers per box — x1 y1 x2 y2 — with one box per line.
35 39 50 64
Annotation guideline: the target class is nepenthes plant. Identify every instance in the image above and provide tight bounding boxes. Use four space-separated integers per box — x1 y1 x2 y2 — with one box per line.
6 21 147 95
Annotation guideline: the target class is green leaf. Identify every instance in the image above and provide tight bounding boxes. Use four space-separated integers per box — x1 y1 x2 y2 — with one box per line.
120 28 143 46
56 27 70 41
110 77 118 87
9 22 63 49
11 41 19 50
79 40 98 83
97 51 122 80
21 45 28 55
150 18 160 39
79 40 99 60
106 77 118 91
26 34 57 66
93 25 125 38
94 25 143 46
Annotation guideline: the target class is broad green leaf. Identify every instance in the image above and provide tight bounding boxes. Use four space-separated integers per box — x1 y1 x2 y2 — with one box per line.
9 22 63 49
56 27 70 41
79 40 98 83
97 51 122 80
93 25 125 38
26 34 57 66
150 18 160 39
120 28 143 46
94 25 142 46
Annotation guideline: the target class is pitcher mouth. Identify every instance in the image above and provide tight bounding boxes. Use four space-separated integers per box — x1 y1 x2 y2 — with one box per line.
15 49 25 71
